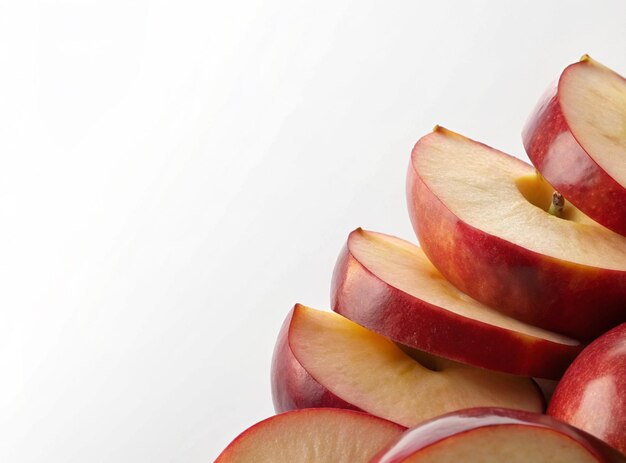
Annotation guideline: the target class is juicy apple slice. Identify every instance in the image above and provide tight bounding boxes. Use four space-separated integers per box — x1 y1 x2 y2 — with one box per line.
371 408 626 463
214 408 405 462
331 228 581 379
278 304 543 427
523 55 626 236
548 323 626 454
407 126 626 340
271 309 359 412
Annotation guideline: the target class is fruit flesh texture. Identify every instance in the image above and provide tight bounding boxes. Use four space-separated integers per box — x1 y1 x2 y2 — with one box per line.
289 305 543 428
523 57 626 235
561 58 626 188
214 408 404 463
332 228 581 378
548 323 626 454
407 127 626 339
414 129 626 269
271 309 358 412
397 426 597 463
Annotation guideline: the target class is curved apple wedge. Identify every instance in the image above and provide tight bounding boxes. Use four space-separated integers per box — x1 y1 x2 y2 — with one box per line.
277 304 543 428
407 126 626 340
524 55 626 236
271 309 359 413
370 408 626 463
214 408 405 463
331 228 581 379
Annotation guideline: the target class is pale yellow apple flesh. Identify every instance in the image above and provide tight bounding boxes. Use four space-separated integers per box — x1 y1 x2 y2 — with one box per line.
562 57 626 188
417 129 626 270
350 229 578 344
289 305 543 427
215 408 404 463
400 426 597 463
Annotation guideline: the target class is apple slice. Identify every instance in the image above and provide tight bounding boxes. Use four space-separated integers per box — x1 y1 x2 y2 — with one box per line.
371 408 626 463
523 55 626 236
274 304 543 428
407 126 626 340
271 309 359 413
548 323 626 454
214 408 405 462
331 228 581 379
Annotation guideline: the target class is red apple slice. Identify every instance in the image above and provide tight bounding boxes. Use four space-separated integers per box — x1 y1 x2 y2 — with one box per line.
371 408 626 463
271 309 359 412
407 126 626 340
523 55 626 236
331 228 581 379
214 408 405 462
275 304 543 427
548 323 626 454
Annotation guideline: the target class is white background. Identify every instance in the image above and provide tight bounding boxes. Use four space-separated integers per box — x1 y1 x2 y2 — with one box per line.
1 1 625 461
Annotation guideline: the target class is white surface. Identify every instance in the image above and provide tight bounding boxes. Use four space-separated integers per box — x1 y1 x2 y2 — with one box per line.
1 1 625 461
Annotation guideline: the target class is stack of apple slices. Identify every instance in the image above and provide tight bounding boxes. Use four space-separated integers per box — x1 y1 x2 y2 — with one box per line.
215 55 626 462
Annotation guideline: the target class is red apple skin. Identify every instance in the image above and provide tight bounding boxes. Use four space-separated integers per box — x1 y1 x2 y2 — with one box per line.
370 408 626 463
548 323 626 454
407 130 626 341
523 60 626 236
270 308 359 413
330 230 582 379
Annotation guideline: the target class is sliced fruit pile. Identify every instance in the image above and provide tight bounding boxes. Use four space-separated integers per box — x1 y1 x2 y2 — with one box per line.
215 55 626 462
